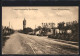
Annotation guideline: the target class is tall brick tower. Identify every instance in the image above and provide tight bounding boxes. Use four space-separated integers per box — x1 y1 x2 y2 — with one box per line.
23 18 26 30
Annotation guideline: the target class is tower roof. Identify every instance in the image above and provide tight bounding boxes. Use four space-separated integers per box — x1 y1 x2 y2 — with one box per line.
24 18 25 20
24 18 26 21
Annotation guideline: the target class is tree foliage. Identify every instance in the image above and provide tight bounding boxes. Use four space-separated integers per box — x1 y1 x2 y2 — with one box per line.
23 27 33 34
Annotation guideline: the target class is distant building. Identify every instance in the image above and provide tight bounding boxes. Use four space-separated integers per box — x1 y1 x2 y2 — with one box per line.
42 23 55 28
23 18 26 30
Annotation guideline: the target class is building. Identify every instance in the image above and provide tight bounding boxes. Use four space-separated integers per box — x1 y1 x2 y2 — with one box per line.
42 23 55 28
23 18 26 30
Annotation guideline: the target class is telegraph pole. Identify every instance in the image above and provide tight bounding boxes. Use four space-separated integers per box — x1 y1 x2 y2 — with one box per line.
35 25 36 29
9 22 10 28
11 25 13 29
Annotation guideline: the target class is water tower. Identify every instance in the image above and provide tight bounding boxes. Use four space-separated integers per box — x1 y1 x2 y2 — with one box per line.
23 18 26 30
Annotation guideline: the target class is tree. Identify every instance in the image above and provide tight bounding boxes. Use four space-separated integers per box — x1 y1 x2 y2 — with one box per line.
37 26 42 30
58 22 65 34
23 27 33 34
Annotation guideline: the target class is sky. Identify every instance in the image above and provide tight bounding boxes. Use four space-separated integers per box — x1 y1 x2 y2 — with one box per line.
2 6 79 30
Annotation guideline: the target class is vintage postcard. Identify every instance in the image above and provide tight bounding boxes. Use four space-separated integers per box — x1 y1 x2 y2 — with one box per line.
2 6 79 55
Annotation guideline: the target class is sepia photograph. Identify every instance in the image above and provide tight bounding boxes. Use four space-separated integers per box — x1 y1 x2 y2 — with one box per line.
2 6 79 55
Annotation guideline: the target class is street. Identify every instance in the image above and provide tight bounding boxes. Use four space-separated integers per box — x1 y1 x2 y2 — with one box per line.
2 32 79 55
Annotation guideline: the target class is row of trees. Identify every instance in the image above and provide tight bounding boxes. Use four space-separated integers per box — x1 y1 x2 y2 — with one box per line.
33 20 79 42
19 20 79 42
58 21 78 34
34 26 50 36
20 26 51 35
49 21 79 42
2 26 14 36
2 26 15 47
23 27 33 34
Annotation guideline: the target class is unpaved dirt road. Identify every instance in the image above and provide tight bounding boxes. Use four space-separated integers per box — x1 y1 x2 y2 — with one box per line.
2 32 79 55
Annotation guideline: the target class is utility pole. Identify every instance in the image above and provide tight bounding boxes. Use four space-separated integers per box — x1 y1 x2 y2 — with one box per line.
9 22 10 28
35 25 36 29
11 25 13 29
